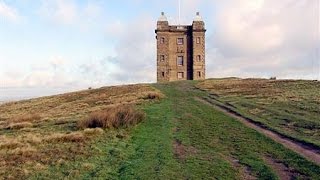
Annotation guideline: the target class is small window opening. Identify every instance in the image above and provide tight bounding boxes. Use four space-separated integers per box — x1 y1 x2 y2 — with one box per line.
197 55 201 62
160 37 165 44
196 37 201 44
177 38 184 45
177 56 184 66
160 55 165 61
178 72 184 79
198 71 201 77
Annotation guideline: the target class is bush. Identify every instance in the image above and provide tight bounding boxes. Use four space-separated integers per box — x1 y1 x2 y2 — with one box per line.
78 106 146 129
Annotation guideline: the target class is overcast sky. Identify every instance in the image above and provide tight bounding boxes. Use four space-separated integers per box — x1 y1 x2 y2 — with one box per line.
0 0 319 99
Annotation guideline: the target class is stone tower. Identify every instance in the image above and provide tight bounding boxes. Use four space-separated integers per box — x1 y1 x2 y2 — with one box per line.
155 12 206 82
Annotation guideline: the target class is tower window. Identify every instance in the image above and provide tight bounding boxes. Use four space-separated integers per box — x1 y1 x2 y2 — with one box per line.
198 71 201 77
162 72 165 77
177 56 184 66
160 37 165 44
177 38 184 45
160 55 165 61
178 72 184 79
197 55 201 62
196 37 201 44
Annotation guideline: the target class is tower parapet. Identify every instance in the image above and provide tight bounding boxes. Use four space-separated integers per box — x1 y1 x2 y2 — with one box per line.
192 12 206 31
156 12 169 31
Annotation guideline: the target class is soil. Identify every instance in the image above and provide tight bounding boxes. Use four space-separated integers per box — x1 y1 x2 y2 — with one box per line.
173 139 197 161
173 140 187 160
229 157 257 180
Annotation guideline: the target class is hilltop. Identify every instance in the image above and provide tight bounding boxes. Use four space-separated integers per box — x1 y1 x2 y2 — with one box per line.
0 79 319 179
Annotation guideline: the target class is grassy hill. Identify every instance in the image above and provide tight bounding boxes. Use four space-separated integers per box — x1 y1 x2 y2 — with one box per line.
197 78 320 148
0 79 319 179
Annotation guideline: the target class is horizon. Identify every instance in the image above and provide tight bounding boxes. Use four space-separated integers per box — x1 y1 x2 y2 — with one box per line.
0 77 318 102
1 0 319 99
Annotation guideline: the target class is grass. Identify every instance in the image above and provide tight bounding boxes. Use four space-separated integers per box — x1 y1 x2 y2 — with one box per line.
0 80 319 179
197 78 320 148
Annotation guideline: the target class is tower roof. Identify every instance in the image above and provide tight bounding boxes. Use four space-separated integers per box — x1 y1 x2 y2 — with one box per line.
193 12 203 21
158 12 168 21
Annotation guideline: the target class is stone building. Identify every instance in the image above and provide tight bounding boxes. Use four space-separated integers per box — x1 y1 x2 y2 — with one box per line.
155 12 206 82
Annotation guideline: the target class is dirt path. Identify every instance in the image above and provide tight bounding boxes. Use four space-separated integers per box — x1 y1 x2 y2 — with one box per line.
264 156 296 180
196 97 320 166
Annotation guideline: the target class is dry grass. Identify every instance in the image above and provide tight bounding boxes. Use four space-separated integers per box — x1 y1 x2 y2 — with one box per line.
0 133 43 151
8 146 37 157
0 85 161 123
83 128 104 136
0 138 24 149
7 122 33 130
11 114 41 123
45 132 86 143
78 106 146 129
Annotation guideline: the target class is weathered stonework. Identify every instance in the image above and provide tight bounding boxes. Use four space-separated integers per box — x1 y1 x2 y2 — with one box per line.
155 12 206 82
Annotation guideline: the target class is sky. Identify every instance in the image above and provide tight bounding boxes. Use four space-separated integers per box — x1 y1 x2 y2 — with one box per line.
0 0 319 100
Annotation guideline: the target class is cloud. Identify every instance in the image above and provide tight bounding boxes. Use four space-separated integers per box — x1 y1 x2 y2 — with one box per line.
84 1 102 19
38 0 104 27
78 57 122 86
39 0 77 24
207 0 320 80
105 21 125 37
76 16 157 86
0 1 20 23
0 56 76 88
104 16 156 84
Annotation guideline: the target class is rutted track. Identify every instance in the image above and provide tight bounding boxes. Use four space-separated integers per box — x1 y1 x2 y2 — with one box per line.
196 96 320 166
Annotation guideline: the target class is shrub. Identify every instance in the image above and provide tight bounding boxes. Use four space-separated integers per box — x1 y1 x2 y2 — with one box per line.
78 106 146 129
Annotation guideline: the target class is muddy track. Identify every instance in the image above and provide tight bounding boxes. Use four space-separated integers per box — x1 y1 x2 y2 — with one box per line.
196 97 320 166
